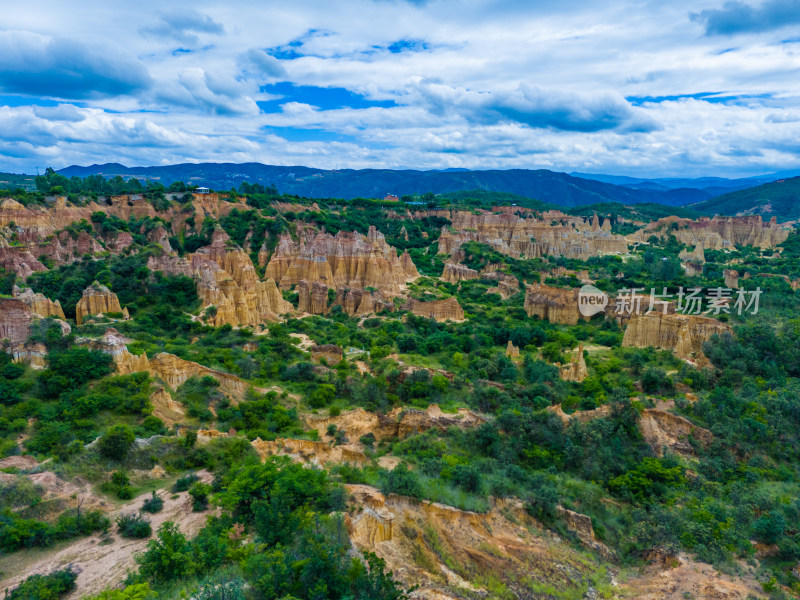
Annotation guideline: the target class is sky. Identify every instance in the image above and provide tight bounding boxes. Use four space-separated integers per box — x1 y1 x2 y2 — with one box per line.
1 0 800 177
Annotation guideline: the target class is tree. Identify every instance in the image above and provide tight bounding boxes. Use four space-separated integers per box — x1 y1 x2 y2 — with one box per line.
99 424 136 461
136 521 193 583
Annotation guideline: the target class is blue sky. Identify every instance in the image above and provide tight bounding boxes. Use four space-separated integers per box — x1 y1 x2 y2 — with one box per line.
1 0 800 177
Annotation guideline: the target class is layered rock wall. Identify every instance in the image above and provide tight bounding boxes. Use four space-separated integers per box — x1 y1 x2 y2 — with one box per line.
622 312 730 362
524 284 582 325
75 282 123 325
406 297 465 322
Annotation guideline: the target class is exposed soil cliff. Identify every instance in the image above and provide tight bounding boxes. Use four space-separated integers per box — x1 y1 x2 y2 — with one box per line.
301 405 485 444
560 343 589 382
440 262 478 283
635 215 789 250
435 209 628 260
148 228 291 327
406 297 465 322
12 286 65 319
75 282 123 325
345 484 614 599
622 312 730 363
264 226 419 295
524 283 582 324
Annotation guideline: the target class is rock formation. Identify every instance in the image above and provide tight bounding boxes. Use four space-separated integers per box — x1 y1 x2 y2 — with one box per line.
639 408 713 457
334 287 394 317
264 226 419 295
441 262 478 283
723 269 739 289
0 299 33 344
311 344 344 364
560 344 589 382
148 228 291 327
622 312 731 362
506 340 520 358
302 405 485 444
12 286 65 319
297 280 329 314
148 353 249 400
75 282 123 325
345 484 610 599
484 272 520 298
524 283 582 325
250 438 370 467
634 215 789 250
406 297 465 322
435 209 628 260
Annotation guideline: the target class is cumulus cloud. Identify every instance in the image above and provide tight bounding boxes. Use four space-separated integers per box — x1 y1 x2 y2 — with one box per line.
157 68 260 115
0 31 151 99
140 9 224 46
243 48 288 79
411 81 659 132
691 0 800 35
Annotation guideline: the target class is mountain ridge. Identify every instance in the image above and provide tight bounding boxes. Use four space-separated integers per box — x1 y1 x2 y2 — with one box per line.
55 162 729 208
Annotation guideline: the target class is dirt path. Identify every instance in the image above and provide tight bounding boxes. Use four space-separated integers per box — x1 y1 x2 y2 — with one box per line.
0 471 215 598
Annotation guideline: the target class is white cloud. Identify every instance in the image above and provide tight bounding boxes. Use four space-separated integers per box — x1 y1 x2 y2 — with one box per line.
0 0 799 176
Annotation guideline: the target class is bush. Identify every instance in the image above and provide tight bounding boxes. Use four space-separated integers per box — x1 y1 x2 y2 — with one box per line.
99 425 136 461
189 482 211 511
103 470 133 499
116 513 152 539
380 463 423 499
141 491 163 514
173 473 200 492
136 521 193 584
7 567 77 600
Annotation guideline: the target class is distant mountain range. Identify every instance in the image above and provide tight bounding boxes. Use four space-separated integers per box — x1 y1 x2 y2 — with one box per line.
47 162 800 216
691 176 800 221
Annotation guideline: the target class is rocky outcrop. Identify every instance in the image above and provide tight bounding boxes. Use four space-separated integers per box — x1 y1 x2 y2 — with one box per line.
148 352 249 400
0 298 33 344
622 312 731 363
560 344 589 382
0 243 47 279
75 282 123 325
406 297 465 322
12 286 65 319
11 342 47 369
250 438 369 467
524 283 581 325
311 344 344 364
264 226 419 295
441 262 478 283
723 269 739 289
635 215 789 249
297 280 329 314
484 272 520 299
436 209 628 260
639 408 713 457
302 404 485 444
556 506 615 559
149 228 291 327
149 386 185 427
335 287 395 317
679 243 705 264
345 484 612 599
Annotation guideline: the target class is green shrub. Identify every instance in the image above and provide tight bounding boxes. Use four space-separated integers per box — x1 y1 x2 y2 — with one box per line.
380 463 423 499
173 473 200 492
189 482 211 511
136 521 193 584
116 513 152 539
141 491 164 514
7 567 77 600
99 424 136 461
